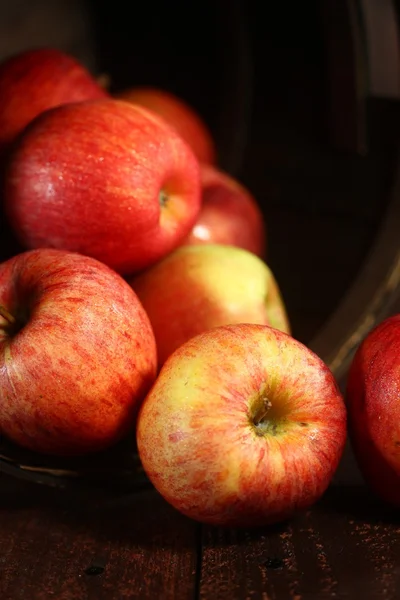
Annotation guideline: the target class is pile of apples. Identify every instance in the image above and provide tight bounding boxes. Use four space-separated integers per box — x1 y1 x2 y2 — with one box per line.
0 48 397 528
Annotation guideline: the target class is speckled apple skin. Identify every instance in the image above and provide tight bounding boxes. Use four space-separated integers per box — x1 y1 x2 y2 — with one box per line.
131 244 290 367
137 323 346 527
4 99 201 275
0 248 157 456
346 314 400 507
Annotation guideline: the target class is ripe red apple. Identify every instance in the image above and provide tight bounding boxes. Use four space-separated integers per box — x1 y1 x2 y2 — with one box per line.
3 99 201 275
130 244 291 367
0 248 157 456
182 164 266 258
137 323 347 527
0 47 108 158
346 314 400 506
116 86 216 165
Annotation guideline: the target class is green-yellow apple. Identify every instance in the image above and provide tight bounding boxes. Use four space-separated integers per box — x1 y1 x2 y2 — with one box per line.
116 86 216 165
0 47 108 159
136 323 347 527
3 99 201 275
130 244 290 367
346 314 400 507
182 164 266 258
0 248 157 456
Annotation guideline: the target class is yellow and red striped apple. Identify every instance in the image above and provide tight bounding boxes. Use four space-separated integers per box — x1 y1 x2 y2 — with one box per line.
130 244 290 367
3 99 201 275
137 323 347 527
0 248 157 456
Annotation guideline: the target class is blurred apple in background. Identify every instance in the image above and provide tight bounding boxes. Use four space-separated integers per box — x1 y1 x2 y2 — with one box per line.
346 314 400 507
137 323 347 527
182 164 266 258
0 47 108 159
3 99 201 275
0 248 157 456
130 244 290 367
116 86 216 165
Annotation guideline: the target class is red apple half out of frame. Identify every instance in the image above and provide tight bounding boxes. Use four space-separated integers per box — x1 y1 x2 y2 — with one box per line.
346 314 400 508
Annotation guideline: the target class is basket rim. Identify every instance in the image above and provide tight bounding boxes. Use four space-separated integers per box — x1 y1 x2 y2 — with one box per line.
309 146 400 382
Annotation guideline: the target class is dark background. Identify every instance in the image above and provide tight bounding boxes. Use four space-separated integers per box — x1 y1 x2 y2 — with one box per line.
86 0 397 345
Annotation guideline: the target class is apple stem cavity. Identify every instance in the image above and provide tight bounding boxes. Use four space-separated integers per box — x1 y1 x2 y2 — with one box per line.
251 393 281 437
159 189 168 207
0 304 16 325
253 396 272 426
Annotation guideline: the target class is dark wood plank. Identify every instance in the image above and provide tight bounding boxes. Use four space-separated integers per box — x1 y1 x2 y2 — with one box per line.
0 476 198 600
198 485 400 599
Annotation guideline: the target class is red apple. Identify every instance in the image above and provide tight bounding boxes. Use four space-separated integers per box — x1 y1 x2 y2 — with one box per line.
0 248 157 456
0 47 108 158
130 244 291 367
116 86 216 165
137 323 347 527
182 164 266 258
3 99 201 275
346 314 400 506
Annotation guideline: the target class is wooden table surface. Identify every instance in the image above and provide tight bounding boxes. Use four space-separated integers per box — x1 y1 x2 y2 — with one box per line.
1 468 400 599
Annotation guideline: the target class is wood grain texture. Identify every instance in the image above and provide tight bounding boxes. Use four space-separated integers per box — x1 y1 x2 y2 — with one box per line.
198 486 400 600
0 476 198 600
3 479 400 599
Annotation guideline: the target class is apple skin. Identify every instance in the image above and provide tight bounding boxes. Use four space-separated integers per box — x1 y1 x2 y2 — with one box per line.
136 323 347 527
130 244 291 367
346 314 400 507
0 47 108 158
0 248 157 456
116 86 216 165
3 99 201 275
182 164 266 258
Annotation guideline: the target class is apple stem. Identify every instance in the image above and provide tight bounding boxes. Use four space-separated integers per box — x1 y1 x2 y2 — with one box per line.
159 190 168 207
0 304 16 325
253 396 272 425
